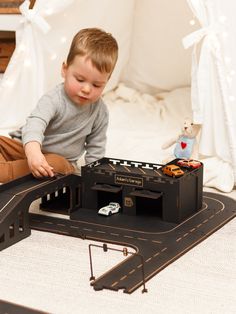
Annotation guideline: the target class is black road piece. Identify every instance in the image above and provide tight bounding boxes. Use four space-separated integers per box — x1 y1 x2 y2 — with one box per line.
0 173 235 294
0 299 49 314
29 192 236 294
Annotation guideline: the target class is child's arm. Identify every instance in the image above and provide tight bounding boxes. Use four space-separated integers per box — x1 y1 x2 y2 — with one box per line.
22 92 58 178
24 141 54 178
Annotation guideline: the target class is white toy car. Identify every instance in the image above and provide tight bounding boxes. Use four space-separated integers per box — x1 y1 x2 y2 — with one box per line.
98 202 121 216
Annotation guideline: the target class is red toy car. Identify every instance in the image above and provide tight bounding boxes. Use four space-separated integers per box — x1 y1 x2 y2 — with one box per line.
177 159 202 169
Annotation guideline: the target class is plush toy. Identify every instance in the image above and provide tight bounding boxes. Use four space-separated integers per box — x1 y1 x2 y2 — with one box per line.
162 118 201 160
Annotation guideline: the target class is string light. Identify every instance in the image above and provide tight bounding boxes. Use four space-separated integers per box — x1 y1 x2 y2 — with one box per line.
45 8 53 15
50 53 57 60
60 36 67 43
18 44 26 52
189 19 196 26
24 59 31 67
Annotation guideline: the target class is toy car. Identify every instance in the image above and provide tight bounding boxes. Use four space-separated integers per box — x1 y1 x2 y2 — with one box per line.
162 164 184 178
177 159 202 169
98 202 121 216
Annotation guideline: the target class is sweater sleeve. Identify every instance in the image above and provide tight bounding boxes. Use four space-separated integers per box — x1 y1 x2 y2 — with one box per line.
84 101 109 164
22 94 58 146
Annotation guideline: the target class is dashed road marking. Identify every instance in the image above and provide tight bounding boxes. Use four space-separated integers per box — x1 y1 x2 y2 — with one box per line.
152 240 162 244
83 228 92 232
137 237 148 241
111 281 119 287
110 233 119 236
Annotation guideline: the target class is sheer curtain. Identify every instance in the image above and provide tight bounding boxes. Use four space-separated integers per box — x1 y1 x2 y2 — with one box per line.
0 0 134 131
0 0 74 130
183 0 236 182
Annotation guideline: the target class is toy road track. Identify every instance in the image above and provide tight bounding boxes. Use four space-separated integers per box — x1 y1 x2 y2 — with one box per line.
0 174 81 251
0 299 48 314
0 170 235 294
29 192 236 294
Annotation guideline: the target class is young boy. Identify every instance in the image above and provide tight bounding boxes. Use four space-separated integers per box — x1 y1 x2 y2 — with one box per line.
0 28 118 183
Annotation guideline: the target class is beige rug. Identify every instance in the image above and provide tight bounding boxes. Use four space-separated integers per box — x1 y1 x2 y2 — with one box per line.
0 188 235 314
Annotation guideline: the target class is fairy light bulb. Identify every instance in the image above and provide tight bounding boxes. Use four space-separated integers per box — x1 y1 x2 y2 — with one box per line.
60 36 67 43
18 44 26 52
45 8 53 15
189 19 196 26
24 59 31 67
50 53 57 61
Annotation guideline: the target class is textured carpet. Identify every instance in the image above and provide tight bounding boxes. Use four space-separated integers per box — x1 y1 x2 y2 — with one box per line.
0 188 235 314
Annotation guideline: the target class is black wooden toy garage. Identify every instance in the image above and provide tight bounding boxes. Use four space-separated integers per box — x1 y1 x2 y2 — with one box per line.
81 157 203 223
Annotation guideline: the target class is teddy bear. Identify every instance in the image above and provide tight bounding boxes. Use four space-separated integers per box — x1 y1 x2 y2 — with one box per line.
162 117 201 160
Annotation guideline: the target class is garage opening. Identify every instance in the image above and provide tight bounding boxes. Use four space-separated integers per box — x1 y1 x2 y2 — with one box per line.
92 183 122 210
40 185 81 215
130 189 163 218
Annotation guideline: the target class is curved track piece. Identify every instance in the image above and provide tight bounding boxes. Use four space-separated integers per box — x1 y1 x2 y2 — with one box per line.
29 192 236 294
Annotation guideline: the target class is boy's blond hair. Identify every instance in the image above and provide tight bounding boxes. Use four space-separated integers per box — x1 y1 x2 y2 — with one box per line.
66 28 118 75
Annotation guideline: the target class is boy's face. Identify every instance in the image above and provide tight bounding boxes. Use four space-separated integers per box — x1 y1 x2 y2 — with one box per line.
61 55 110 106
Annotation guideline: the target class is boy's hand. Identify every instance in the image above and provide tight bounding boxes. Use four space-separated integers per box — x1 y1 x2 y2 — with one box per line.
24 141 54 178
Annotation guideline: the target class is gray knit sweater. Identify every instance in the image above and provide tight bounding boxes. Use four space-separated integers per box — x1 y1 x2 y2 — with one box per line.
12 83 109 164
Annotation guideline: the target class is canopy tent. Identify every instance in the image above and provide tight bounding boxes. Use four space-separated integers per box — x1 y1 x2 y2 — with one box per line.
0 0 235 192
